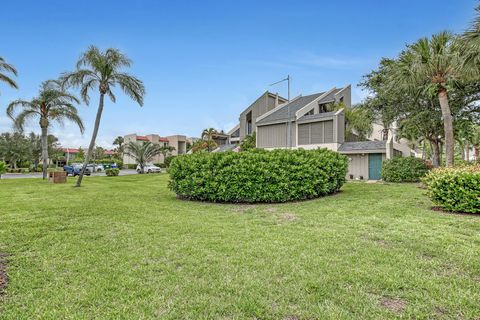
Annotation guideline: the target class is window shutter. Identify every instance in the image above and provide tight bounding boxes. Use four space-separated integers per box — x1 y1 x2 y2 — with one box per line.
298 124 310 145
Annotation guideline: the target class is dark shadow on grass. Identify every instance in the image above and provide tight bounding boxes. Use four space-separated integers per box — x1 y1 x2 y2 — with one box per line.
174 190 344 206
431 206 480 216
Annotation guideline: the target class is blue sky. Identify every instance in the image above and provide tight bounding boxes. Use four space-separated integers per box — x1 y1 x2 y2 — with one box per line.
0 0 477 147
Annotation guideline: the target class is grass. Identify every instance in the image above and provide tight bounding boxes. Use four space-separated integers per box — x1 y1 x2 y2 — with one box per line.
0 174 479 319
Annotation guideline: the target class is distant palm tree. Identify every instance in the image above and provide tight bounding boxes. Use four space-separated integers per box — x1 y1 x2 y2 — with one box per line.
389 32 464 166
124 141 162 174
159 145 175 160
0 57 18 94
7 80 84 179
201 128 218 152
113 136 125 158
61 46 145 187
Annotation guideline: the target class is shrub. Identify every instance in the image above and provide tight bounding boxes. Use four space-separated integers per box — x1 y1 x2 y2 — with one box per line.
20 168 30 174
422 165 480 213
126 164 137 169
164 155 175 168
0 161 6 179
154 163 166 169
381 157 430 182
105 168 120 176
168 148 348 203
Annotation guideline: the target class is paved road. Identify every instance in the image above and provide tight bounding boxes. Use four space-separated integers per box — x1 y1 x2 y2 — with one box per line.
2 169 139 179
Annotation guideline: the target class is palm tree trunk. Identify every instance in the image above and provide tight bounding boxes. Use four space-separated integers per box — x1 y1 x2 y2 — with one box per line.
438 89 454 166
76 93 105 187
465 141 470 162
40 122 49 180
430 139 441 167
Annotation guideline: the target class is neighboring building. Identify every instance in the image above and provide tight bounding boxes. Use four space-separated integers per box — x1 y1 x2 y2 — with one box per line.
224 85 417 180
123 133 188 165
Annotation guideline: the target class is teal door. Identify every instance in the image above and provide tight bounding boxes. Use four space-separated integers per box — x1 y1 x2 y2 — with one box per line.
368 153 383 180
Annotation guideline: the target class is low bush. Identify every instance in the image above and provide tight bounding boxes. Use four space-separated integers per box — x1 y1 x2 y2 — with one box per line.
126 164 137 170
381 157 430 182
20 168 30 174
105 168 120 176
169 148 348 203
164 155 175 168
422 165 480 213
0 161 6 179
154 163 166 169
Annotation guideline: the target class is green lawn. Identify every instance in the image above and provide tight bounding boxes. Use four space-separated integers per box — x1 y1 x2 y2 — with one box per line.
0 175 479 319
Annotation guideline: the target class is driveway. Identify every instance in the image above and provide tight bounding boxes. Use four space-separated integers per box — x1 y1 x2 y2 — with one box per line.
2 169 139 179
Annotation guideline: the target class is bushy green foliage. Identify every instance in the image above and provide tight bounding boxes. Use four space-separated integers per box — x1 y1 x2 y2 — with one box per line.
240 132 256 151
381 157 430 182
126 164 137 169
96 158 123 169
169 149 348 203
105 168 120 176
0 161 6 178
422 165 480 213
164 155 175 168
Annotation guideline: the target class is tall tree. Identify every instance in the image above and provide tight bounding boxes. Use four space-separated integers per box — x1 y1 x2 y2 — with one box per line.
61 46 145 187
388 32 465 166
0 57 18 95
0 132 30 169
113 136 125 158
201 128 218 152
462 5 480 78
7 80 84 179
159 145 175 161
124 141 162 174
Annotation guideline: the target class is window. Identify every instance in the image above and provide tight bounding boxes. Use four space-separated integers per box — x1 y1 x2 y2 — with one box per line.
319 103 328 113
246 111 253 135
339 96 344 103
306 109 314 116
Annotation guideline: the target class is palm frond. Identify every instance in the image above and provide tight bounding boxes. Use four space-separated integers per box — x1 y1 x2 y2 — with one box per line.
112 73 145 106
0 57 18 75
0 73 18 90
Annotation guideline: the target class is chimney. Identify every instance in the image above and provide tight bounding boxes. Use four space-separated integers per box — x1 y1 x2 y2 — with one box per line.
275 92 279 108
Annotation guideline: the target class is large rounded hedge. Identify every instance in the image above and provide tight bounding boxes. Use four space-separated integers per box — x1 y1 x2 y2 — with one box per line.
422 165 480 213
381 157 430 182
168 149 348 203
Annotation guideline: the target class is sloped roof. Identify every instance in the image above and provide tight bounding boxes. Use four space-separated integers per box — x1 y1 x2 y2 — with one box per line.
136 136 149 141
338 141 386 152
298 111 337 122
256 89 341 125
62 148 80 153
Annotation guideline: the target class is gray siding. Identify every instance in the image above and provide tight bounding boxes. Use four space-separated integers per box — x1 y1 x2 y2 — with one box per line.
336 111 345 143
239 93 285 141
297 120 334 145
257 123 287 148
346 154 369 180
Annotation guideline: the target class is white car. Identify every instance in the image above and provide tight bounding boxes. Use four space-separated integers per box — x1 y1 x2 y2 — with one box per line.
136 164 161 174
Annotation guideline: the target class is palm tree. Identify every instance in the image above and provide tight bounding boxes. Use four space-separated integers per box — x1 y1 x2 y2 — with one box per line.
124 141 162 174
389 32 464 166
462 5 480 77
201 128 218 152
159 145 175 160
113 136 125 158
61 46 145 187
7 80 84 179
0 57 18 94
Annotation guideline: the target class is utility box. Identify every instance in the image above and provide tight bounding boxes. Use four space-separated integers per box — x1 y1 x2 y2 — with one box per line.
48 171 67 183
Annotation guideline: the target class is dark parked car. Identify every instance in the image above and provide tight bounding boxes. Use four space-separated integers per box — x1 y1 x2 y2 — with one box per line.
63 164 92 176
